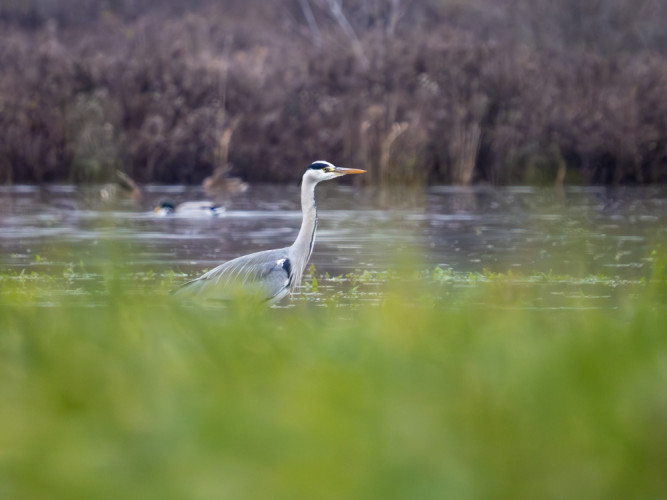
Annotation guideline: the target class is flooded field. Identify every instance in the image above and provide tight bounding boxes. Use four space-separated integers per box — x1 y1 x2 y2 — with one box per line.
1 183 666 306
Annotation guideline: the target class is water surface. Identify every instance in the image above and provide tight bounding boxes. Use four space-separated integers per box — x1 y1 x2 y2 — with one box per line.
1 184 665 302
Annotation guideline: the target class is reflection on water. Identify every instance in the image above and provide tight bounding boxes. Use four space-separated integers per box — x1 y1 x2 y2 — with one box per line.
1 184 666 285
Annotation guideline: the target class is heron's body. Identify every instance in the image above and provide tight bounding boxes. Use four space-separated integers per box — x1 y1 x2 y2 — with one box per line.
173 161 365 304
175 247 293 303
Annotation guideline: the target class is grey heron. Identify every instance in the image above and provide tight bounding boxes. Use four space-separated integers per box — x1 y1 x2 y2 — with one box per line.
173 161 365 303
155 200 226 217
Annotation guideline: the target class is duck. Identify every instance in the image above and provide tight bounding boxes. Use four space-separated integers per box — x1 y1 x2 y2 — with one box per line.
202 164 248 195
154 199 226 217
100 170 142 202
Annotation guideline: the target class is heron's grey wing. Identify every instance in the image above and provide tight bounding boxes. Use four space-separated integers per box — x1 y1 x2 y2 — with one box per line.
173 248 292 302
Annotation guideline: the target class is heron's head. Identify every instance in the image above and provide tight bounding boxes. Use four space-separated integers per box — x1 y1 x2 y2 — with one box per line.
302 161 366 184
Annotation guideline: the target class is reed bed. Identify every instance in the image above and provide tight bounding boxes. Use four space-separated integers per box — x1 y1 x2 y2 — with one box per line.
1 0 666 185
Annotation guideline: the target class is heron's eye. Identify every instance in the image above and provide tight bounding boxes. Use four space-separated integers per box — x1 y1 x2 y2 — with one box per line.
324 167 333 172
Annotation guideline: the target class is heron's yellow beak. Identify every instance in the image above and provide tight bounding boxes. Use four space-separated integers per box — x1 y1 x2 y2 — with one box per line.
334 167 366 175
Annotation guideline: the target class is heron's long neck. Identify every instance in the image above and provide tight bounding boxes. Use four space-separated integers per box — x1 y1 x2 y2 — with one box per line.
291 177 318 275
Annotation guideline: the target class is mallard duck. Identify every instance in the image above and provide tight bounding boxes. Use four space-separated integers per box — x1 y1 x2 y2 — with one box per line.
154 199 226 217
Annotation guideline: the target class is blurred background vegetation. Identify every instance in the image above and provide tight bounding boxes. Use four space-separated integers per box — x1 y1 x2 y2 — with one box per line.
0 0 666 185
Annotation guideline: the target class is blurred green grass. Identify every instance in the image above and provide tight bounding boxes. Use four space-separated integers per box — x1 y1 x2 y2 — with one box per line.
1 271 666 499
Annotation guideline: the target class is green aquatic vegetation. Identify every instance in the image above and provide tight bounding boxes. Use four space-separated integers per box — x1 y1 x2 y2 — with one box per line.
302 264 318 293
2 262 660 311
345 269 399 285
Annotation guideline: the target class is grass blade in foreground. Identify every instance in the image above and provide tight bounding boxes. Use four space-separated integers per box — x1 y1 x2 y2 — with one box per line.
0 280 666 499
